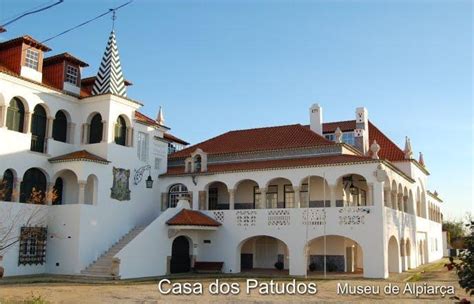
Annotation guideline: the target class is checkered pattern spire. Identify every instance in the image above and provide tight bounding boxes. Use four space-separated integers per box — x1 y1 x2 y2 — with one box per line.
92 30 127 97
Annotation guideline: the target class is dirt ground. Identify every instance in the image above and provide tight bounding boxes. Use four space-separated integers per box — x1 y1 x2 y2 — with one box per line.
0 259 471 304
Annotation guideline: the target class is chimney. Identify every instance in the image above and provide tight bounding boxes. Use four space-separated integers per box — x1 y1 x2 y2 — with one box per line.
354 107 369 155
309 104 323 135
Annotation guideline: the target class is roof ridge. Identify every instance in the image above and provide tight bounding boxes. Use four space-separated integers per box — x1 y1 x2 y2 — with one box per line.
367 120 404 153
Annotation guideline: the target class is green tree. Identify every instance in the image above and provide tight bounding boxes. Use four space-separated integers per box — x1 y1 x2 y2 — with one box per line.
443 219 466 245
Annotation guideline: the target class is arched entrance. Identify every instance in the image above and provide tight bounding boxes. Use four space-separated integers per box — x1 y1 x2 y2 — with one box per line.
388 236 401 273
170 236 191 273
31 105 47 153
238 236 288 272
307 235 363 275
20 168 47 203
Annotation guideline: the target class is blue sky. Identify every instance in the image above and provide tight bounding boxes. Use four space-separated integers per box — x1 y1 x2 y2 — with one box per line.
0 0 472 219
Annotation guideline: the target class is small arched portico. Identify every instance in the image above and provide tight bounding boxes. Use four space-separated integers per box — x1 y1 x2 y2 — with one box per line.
52 169 79 205
306 235 363 275
20 168 48 204
238 235 289 273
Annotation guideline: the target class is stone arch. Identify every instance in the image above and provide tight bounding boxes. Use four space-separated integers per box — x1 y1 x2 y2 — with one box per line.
406 238 412 269
85 174 98 205
168 183 189 208
306 235 363 275
114 114 130 146
233 179 259 210
52 109 71 143
88 112 103 144
205 181 229 210
20 168 49 204
264 177 294 209
299 175 331 208
52 169 79 205
30 104 48 153
1 168 16 202
388 236 401 273
237 235 289 272
336 173 369 207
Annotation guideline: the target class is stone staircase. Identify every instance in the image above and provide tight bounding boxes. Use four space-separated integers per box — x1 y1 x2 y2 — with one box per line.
80 226 145 279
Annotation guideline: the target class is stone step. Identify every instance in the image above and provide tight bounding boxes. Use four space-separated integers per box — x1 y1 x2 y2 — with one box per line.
81 225 146 275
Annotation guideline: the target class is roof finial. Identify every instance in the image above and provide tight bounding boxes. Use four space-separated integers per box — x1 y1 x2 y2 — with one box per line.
156 106 165 125
419 152 425 166
404 136 413 159
334 127 343 143
111 9 117 30
370 140 380 159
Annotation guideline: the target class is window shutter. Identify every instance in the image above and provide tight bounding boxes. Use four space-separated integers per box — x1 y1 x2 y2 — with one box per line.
161 192 168 211
199 191 207 210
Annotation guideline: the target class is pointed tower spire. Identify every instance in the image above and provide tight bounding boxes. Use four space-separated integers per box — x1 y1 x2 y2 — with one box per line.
92 30 127 97
419 152 425 166
156 106 165 125
404 136 413 159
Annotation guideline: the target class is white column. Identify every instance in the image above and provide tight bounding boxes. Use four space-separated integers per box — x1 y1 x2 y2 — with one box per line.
101 120 108 143
367 183 373 206
12 178 21 202
329 184 337 207
46 117 54 139
259 188 267 209
293 186 300 208
82 123 89 144
228 189 235 210
67 122 75 144
0 105 7 128
78 180 87 204
126 127 133 147
289 244 307 276
24 111 32 133
363 180 389 278
46 182 54 205
192 189 199 210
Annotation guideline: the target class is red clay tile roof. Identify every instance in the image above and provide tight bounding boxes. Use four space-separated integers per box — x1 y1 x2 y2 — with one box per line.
166 209 221 227
319 120 405 162
44 52 89 67
135 111 159 127
164 154 374 176
169 124 333 159
0 35 51 51
164 133 189 145
48 150 109 164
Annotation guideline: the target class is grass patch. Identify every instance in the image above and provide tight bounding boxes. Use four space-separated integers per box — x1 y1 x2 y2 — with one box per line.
0 294 49 304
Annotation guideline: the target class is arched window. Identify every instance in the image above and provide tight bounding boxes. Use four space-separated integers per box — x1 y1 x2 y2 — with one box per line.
6 97 25 133
194 155 202 172
89 113 103 144
53 111 68 143
1 169 14 202
168 184 188 208
30 105 47 153
114 116 127 146
20 168 47 204
53 178 63 205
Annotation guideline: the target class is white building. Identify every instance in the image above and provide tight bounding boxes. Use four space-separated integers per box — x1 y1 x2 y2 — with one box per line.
0 30 444 280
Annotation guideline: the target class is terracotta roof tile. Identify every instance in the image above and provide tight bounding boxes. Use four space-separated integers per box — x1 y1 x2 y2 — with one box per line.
0 35 51 51
317 120 405 162
164 154 374 176
135 111 159 127
166 209 221 227
49 150 109 164
164 133 189 145
169 124 333 159
43 52 89 67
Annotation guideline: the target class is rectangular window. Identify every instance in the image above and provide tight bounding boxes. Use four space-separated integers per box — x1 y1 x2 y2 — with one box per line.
284 185 295 208
25 49 39 70
342 132 355 145
18 227 47 265
137 132 149 162
154 157 161 170
266 185 278 209
65 65 79 85
325 134 335 141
